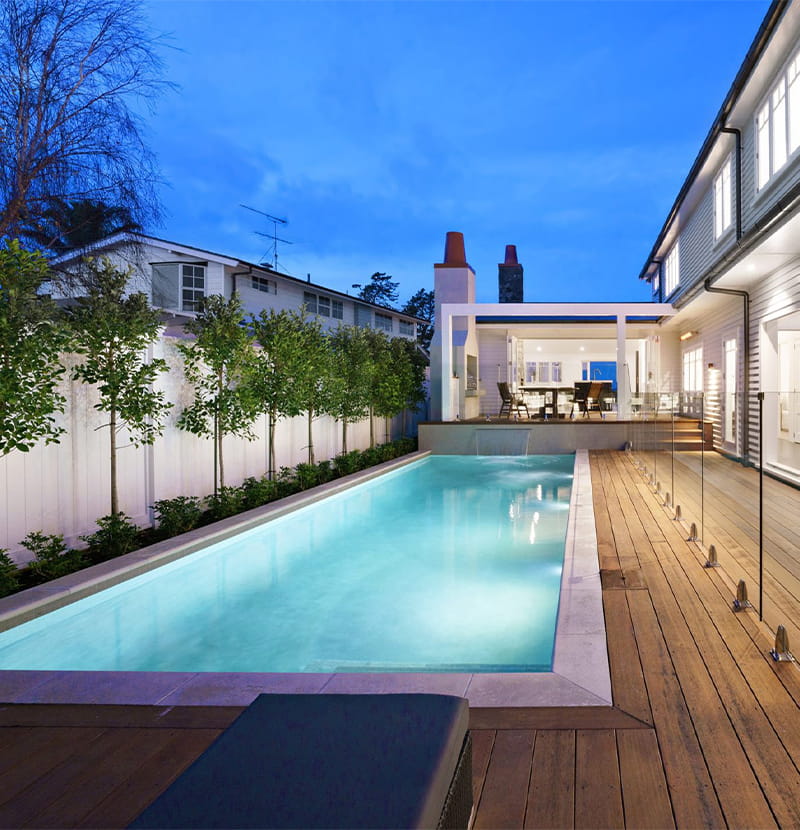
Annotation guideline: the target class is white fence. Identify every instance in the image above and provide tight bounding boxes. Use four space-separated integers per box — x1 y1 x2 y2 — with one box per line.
1 334 419 563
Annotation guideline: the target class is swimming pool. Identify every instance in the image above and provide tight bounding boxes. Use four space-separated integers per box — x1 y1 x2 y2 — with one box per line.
0 455 573 674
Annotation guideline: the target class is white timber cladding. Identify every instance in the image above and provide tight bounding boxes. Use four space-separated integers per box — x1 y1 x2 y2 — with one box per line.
0 333 416 562
477 329 509 416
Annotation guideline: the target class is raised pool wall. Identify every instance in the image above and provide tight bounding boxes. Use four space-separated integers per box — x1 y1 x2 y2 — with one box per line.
0 449 611 708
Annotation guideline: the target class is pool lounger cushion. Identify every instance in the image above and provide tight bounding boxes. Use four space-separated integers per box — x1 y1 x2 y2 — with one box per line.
130 693 472 829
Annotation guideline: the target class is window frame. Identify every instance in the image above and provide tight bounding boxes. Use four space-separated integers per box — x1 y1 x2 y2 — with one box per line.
251 275 277 294
181 264 206 312
713 154 733 240
756 46 800 191
374 312 393 332
664 240 679 297
682 346 704 393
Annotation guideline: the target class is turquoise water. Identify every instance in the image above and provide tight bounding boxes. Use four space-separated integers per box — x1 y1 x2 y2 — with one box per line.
0 454 573 673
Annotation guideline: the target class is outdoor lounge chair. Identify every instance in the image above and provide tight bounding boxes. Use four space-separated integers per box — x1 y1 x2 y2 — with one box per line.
497 381 530 419
130 693 473 829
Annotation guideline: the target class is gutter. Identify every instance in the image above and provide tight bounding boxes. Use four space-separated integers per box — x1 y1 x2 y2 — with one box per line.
638 0 788 282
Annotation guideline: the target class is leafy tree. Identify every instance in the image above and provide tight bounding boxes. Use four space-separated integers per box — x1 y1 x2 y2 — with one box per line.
362 328 391 448
294 320 336 465
327 325 373 454
381 337 428 439
0 240 70 455
354 272 399 308
23 198 142 255
401 288 435 350
247 309 308 479
177 294 258 491
68 257 171 515
0 0 169 242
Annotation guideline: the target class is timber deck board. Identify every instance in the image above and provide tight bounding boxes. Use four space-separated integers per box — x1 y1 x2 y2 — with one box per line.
1 450 799 828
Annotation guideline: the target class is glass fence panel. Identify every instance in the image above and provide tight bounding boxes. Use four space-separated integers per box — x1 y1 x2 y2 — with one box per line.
669 392 705 546
760 391 800 654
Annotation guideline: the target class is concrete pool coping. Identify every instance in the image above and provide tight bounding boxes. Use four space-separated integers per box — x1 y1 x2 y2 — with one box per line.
0 449 611 709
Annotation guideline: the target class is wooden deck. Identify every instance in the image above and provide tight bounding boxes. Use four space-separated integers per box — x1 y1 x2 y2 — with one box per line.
1 450 799 828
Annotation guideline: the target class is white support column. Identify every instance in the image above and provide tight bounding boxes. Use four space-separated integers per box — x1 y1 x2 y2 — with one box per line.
441 310 453 421
616 314 630 418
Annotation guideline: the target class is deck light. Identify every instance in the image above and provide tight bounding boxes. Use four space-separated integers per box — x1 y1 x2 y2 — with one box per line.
770 625 795 662
733 579 752 610
704 544 720 568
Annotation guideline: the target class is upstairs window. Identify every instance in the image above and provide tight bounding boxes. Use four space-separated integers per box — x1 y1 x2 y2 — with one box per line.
181 264 205 312
302 291 317 314
714 155 732 240
374 312 392 332
303 291 344 320
399 319 414 336
757 47 800 189
354 304 371 328
664 240 679 297
252 275 276 294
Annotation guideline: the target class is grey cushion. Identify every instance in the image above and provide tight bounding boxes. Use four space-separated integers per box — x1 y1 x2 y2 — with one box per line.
130 693 470 829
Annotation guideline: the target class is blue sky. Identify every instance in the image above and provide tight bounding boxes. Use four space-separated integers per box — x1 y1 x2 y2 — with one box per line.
143 0 770 305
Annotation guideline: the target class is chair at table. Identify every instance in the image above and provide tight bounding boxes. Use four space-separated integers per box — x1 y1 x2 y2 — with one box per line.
571 381 605 417
497 382 530 419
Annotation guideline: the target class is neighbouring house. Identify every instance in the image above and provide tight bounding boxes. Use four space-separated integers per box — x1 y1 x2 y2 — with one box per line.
48 232 424 341
428 0 800 487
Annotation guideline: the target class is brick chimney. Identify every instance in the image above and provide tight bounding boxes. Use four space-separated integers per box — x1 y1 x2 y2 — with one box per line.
498 244 523 302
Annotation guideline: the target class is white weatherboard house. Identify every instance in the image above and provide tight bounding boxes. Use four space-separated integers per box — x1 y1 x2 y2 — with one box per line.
428 0 800 487
49 232 422 340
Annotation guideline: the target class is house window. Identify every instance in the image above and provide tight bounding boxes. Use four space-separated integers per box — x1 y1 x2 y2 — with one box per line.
683 346 703 393
757 48 800 189
399 319 414 336
181 264 205 312
354 304 372 328
374 312 392 332
252 275 276 294
714 156 732 240
664 241 679 297
331 299 344 320
302 291 317 314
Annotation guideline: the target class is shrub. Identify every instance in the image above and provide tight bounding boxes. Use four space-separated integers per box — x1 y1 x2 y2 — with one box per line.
333 450 362 478
21 531 86 582
294 462 324 491
204 486 246 522
152 496 202 539
239 476 278 510
80 513 139 563
0 549 19 597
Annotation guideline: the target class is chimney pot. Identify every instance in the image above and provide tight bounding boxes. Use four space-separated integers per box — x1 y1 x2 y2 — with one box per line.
443 231 467 266
503 244 518 266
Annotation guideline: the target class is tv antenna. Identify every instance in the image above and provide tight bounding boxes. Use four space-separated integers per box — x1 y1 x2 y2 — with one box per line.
240 204 292 271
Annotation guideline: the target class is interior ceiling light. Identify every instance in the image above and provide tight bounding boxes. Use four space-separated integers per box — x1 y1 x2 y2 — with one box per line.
680 331 697 341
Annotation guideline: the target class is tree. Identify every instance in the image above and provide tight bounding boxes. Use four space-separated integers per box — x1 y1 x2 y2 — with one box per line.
247 309 309 479
327 325 372 454
0 239 70 454
362 328 391 448
23 198 142 254
0 0 168 242
401 288 435 350
177 294 258 491
287 315 335 466
68 257 171 515
354 272 399 308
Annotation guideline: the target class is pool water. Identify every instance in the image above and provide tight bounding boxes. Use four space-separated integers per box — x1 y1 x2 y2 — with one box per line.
0 454 574 673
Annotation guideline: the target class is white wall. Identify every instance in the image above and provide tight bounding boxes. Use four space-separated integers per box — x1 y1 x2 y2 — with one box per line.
0 334 412 563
